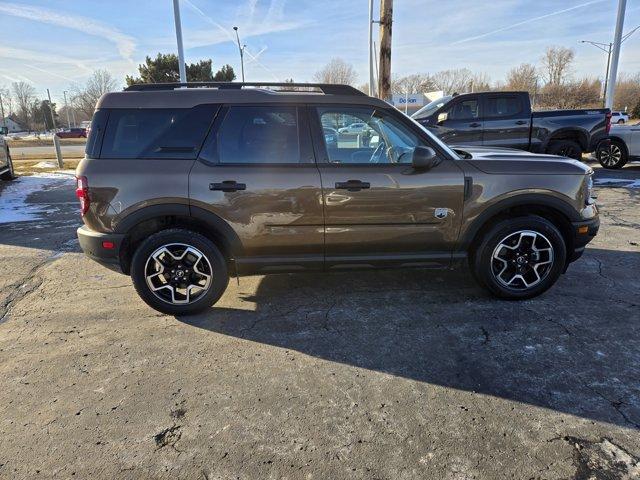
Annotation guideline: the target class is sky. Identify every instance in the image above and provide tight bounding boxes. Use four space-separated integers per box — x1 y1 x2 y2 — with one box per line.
0 0 639 104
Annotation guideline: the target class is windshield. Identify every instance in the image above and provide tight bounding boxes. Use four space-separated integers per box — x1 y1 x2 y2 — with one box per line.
411 95 453 119
405 114 461 160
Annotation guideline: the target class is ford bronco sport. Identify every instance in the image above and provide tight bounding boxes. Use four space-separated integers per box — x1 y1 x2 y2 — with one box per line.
76 82 599 315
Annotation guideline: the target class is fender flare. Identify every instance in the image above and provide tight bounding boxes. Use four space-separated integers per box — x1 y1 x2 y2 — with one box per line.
542 127 589 152
458 193 580 251
114 203 243 257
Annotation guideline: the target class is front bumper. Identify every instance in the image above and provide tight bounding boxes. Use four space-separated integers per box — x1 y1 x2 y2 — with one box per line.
568 216 600 263
77 225 126 274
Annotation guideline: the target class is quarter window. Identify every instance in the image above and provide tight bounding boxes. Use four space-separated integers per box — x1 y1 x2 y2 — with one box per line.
100 105 217 159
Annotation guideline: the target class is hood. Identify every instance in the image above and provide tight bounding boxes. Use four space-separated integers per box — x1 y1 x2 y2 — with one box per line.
452 145 591 175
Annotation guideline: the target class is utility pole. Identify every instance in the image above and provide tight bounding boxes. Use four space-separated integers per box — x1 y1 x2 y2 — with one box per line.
368 0 375 96
377 0 393 101
63 91 71 129
47 88 64 168
233 26 246 82
173 0 187 83
606 0 626 110
0 92 6 129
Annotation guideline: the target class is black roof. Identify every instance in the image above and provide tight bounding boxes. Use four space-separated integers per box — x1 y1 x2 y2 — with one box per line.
98 82 388 109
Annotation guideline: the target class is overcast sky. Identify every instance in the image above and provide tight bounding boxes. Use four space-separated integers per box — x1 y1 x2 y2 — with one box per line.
1 0 639 103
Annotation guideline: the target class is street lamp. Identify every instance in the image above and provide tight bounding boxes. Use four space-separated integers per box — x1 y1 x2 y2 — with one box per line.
233 26 246 82
580 24 639 108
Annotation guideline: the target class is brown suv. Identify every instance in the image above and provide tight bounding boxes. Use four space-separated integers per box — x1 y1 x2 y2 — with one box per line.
76 82 599 314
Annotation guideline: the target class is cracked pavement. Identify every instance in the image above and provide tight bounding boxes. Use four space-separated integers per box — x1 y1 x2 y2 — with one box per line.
0 164 639 479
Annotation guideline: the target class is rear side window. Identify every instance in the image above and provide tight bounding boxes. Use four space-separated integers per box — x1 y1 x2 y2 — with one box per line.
100 105 217 159
486 96 522 118
214 106 301 164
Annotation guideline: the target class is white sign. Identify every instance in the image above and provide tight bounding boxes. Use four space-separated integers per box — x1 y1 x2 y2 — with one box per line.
390 94 425 107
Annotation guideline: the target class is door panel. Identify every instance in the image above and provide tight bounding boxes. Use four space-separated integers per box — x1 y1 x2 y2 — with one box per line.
190 105 324 274
311 105 465 269
481 94 531 150
319 162 465 268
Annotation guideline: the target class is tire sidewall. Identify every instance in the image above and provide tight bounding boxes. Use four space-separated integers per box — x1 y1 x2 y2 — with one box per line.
130 229 228 315
473 216 567 299
597 140 627 169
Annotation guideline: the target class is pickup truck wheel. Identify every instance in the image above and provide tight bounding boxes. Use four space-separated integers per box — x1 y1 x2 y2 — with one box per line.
471 216 566 300
546 140 582 160
0 150 15 180
596 139 628 169
130 229 229 315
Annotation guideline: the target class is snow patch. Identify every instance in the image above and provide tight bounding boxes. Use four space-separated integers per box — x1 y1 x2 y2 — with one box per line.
0 173 74 224
594 177 640 188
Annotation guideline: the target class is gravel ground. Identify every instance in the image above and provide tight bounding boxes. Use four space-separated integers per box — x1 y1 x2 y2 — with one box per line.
0 162 638 479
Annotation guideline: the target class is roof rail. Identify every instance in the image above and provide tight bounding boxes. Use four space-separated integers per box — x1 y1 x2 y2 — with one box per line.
124 82 366 96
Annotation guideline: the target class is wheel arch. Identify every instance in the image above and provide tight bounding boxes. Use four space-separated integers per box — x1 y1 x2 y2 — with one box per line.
114 204 243 274
543 127 589 152
460 194 578 261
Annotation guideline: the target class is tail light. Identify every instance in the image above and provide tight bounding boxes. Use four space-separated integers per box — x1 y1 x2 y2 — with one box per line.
75 176 90 216
605 111 612 134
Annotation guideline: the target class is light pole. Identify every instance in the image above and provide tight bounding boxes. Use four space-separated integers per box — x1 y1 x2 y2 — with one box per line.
233 26 246 82
173 0 187 83
581 24 639 108
63 91 71 129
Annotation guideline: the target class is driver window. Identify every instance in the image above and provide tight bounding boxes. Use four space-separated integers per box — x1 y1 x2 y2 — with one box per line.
446 99 479 120
316 107 422 164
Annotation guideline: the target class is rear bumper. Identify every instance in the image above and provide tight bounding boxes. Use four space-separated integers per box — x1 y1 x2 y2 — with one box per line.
77 225 126 274
568 216 600 263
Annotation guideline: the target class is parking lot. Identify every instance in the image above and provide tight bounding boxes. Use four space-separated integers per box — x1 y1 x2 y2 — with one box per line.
0 161 639 479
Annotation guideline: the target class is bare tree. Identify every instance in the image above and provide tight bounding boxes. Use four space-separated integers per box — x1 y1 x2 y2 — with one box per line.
12 81 36 130
313 58 358 86
71 70 118 118
391 74 435 95
0 86 14 119
541 46 574 86
431 68 474 95
613 72 640 112
506 63 539 94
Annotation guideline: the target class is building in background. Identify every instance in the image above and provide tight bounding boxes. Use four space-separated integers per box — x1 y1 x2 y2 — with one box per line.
389 91 444 115
1 117 24 133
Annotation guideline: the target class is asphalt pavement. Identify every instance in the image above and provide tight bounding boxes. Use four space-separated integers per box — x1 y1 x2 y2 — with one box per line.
0 162 638 479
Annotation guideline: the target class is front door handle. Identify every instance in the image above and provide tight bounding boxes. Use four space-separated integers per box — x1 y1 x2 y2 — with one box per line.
210 180 246 192
515 120 528 125
469 122 481 128
335 180 370 191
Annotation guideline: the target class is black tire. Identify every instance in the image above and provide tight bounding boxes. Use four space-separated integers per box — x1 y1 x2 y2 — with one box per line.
617 119 625 124
0 150 15 181
471 216 567 300
596 139 628 169
546 140 582 160
130 229 229 315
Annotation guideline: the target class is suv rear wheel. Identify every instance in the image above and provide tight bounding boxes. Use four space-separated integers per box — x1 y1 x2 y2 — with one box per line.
596 139 628 169
130 229 229 315
471 216 567 299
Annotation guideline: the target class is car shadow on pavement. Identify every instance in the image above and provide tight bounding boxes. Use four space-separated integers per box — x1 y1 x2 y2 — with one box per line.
179 247 640 431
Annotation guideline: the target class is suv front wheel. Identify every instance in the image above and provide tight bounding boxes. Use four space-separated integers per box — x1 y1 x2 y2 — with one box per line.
472 216 567 299
130 229 229 315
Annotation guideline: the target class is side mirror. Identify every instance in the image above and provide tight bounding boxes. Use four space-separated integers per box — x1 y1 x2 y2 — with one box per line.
437 112 448 124
412 146 439 170
0 126 7 135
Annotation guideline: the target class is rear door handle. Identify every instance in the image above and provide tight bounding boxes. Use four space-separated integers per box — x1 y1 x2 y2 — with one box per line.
210 180 246 192
335 180 370 191
515 120 528 125
469 122 481 128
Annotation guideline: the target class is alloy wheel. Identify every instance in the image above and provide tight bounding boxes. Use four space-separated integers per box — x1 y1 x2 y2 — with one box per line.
491 230 554 290
598 144 623 167
144 243 212 305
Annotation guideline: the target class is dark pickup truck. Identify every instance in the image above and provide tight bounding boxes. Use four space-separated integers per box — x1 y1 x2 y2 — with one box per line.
412 91 611 159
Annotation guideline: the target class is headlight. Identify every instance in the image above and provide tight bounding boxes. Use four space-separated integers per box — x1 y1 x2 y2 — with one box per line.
584 174 595 204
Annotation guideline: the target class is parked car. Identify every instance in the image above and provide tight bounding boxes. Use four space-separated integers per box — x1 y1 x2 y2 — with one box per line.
57 127 87 138
611 111 629 124
412 91 611 160
0 126 15 181
596 123 640 169
76 82 599 315
338 122 372 134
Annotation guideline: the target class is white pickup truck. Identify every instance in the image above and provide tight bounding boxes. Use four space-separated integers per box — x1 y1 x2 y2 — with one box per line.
0 126 15 181
597 123 640 169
